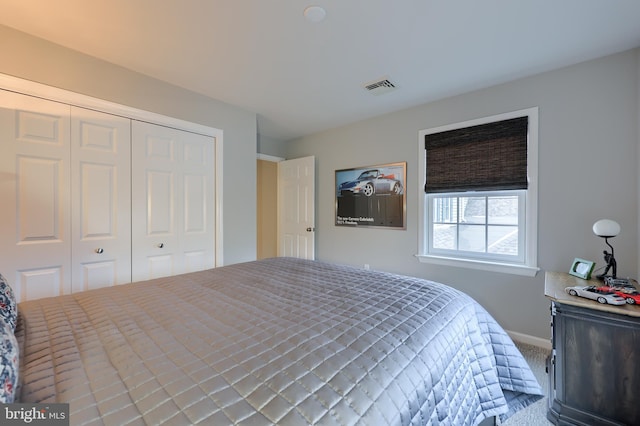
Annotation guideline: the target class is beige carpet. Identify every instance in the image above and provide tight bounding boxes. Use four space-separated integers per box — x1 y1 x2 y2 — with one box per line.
500 342 553 425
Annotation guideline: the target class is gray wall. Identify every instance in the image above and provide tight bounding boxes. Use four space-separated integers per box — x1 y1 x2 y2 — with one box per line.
286 49 640 340
258 134 287 159
0 25 258 265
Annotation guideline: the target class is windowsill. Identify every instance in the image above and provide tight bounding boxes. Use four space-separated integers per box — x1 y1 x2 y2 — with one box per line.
415 254 539 277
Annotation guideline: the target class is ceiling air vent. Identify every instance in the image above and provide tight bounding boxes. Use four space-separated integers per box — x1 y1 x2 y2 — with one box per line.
363 77 397 96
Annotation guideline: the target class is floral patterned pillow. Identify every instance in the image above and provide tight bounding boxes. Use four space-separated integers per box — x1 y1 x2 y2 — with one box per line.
0 321 18 403
0 274 17 331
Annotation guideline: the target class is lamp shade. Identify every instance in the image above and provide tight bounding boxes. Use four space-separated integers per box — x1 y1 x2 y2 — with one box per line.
592 219 621 238
303 6 326 22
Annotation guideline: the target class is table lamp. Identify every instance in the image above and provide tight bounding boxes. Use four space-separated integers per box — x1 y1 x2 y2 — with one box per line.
592 219 620 279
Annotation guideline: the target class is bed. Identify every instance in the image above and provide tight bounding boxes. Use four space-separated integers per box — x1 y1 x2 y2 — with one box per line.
3 257 543 425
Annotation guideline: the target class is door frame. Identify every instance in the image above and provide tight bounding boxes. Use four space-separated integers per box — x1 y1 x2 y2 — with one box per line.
0 72 225 267
257 154 284 260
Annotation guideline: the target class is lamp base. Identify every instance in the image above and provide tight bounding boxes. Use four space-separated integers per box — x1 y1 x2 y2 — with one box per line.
599 249 617 281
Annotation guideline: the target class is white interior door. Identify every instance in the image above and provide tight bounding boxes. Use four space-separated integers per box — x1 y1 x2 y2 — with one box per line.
71 106 131 292
277 156 315 259
0 90 71 302
131 121 214 281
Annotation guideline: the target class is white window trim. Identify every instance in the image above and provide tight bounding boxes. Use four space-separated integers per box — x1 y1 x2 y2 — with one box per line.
416 107 539 277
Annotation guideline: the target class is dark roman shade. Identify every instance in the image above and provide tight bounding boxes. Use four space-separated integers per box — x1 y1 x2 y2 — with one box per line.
424 116 528 193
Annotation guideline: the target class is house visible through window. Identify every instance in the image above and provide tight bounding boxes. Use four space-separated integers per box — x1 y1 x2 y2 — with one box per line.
417 108 539 276
430 191 525 261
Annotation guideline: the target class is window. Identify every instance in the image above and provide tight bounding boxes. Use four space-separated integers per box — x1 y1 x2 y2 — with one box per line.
429 191 525 262
417 108 539 276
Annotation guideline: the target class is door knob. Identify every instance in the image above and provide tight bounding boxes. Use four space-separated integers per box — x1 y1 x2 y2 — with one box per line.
157 243 164 248
95 248 104 254
306 227 315 232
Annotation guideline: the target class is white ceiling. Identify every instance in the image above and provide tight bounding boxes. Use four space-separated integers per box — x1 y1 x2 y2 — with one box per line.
1 1 640 142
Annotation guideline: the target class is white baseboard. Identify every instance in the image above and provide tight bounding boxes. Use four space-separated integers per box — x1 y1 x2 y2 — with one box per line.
506 330 551 351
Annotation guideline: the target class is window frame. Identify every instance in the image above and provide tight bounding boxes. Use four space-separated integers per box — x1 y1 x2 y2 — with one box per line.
417 108 539 277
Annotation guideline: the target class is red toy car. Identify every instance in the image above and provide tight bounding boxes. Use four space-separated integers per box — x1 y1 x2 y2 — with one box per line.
598 285 640 305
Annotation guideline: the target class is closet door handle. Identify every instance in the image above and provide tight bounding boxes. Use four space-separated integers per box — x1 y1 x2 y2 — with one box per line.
95 248 104 254
157 243 164 248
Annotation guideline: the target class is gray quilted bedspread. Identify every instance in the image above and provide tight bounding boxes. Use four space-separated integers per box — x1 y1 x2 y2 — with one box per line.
15 258 543 425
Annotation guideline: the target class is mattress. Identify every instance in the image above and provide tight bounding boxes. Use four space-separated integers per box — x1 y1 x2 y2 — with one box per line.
15 257 543 425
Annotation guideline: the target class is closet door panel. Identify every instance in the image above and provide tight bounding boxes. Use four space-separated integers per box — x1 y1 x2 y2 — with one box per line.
180 131 215 273
147 170 175 235
132 121 214 281
18 268 65 302
0 90 71 302
17 157 62 240
146 255 174 279
71 106 131 292
132 121 181 281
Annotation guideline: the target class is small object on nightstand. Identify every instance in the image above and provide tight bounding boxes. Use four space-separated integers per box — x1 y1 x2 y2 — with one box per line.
564 285 627 305
569 258 595 279
598 281 640 305
603 276 632 287
592 219 620 280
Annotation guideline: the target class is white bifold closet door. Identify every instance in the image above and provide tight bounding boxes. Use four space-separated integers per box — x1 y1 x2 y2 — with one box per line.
0 88 217 301
0 91 72 301
70 106 132 293
131 120 215 282
0 91 132 301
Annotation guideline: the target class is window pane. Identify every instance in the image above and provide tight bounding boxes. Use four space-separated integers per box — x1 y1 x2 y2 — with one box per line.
427 191 525 262
433 197 458 223
488 226 518 255
433 224 456 249
488 196 518 225
459 224 485 252
461 197 485 224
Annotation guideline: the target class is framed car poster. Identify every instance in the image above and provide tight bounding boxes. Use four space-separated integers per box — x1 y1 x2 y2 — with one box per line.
335 162 406 229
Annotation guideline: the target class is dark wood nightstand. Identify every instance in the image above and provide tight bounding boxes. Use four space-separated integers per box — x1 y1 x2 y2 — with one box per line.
545 272 640 425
